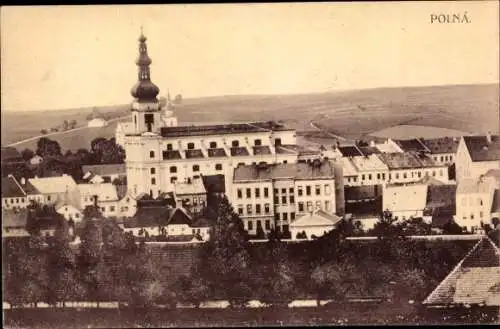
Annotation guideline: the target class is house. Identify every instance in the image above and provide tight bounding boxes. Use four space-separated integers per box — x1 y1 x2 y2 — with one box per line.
115 184 138 218
191 216 213 241
290 209 342 240
455 171 500 233
424 184 457 228
420 137 460 167
383 182 428 222
78 183 128 218
87 118 108 128
29 155 44 166
82 163 126 183
174 178 207 215
27 174 79 206
2 175 28 210
56 202 84 222
342 154 389 187
455 133 500 183
2 209 30 238
232 160 337 236
373 139 404 154
423 236 500 307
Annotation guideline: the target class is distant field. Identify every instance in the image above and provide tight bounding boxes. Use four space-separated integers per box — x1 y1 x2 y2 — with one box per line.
2 83 498 151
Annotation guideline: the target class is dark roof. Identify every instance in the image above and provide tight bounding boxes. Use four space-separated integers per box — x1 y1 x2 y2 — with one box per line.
394 139 430 153
253 146 272 155
191 216 214 228
124 206 172 228
233 161 334 182
162 150 182 160
185 149 205 159
423 237 500 306
201 174 226 194
208 148 227 157
425 185 456 216
247 121 293 132
339 145 363 157
167 208 192 225
377 152 438 169
160 123 268 138
463 135 500 162
1 147 22 162
420 137 460 154
431 216 453 228
230 147 250 156
344 185 381 201
81 163 126 176
358 146 381 156
1 175 26 198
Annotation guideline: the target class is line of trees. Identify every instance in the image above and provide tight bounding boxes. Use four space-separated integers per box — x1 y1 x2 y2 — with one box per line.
4 198 488 310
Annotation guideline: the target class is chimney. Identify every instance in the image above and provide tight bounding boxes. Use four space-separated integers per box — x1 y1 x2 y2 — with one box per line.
486 131 492 144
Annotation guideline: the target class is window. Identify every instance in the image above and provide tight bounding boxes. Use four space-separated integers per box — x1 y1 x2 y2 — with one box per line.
418 171 422 178
283 213 288 221
274 188 279 195
170 166 177 173
440 156 444 162
275 138 282 146
281 188 286 194
325 201 331 211
237 189 243 199
479 199 483 206
480 211 484 218
47 195 51 201
274 196 279 204
187 142 195 150
150 168 156 174
144 113 154 132
315 185 321 195
101 207 105 212
368 174 372 180
75 213 80 218
439 170 443 177
255 188 260 198
170 176 177 183
264 188 269 198
298 202 304 212
256 204 261 214
162 151 168 159
298 186 303 196
151 178 156 185
403 173 407 179
316 201 322 209
237 205 243 215
265 220 270 230
283 160 287 164
395 173 400 179
377 173 381 180
306 186 311 196
289 195 295 204
324 184 331 195
275 213 280 221
289 188 294 194
209 141 217 148
150 151 155 158
265 203 270 214
254 139 262 146
353 176 358 182
247 221 253 231
16 198 19 204
282 196 287 204
382 173 386 180
471 214 474 220
307 201 313 211
166 143 173 151
215 164 223 171
247 205 253 215
110 206 115 212
232 140 239 147
362 174 366 181
291 212 295 220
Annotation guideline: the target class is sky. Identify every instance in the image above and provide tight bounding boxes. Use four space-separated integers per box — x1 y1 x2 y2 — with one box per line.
1 2 499 112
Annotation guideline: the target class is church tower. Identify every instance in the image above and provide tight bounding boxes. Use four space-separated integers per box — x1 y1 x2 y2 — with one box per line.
130 29 162 134
161 90 178 127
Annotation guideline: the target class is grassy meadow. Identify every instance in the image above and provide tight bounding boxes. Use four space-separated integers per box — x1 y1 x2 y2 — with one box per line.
2 83 498 151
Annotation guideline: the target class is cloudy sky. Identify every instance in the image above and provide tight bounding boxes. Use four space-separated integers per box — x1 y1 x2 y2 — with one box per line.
1 2 498 112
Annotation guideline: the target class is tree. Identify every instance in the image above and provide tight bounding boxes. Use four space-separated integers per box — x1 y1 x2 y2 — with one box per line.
36 137 62 157
70 119 77 129
311 261 359 306
371 210 399 237
198 195 252 308
21 148 35 162
395 217 432 235
255 241 295 307
256 221 266 239
40 129 48 135
177 267 210 309
442 220 464 234
63 120 69 131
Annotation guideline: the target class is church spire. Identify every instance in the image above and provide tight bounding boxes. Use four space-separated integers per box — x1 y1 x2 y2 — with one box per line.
131 27 160 102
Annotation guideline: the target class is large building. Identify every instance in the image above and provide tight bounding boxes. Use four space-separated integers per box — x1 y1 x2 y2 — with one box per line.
119 32 302 200
455 133 500 184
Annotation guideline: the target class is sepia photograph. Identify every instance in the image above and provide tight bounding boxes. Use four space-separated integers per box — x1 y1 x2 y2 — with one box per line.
1 2 499 327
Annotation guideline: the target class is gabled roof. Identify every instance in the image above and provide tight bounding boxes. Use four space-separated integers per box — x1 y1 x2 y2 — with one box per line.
463 135 500 162
339 145 363 157
124 206 172 228
291 210 342 228
174 179 206 196
1 175 26 198
191 216 214 228
24 181 42 195
167 208 192 225
423 237 500 306
420 137 460 154
82 163 126 176
394 139 430 153
202 174 226 194
377 152 438 170
28 175 78 194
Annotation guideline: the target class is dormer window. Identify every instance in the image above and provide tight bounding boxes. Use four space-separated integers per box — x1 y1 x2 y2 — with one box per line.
187 143 195 150
209 141 217 148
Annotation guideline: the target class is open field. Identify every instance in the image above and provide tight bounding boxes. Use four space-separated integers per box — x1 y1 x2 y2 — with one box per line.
2 83 498 151
4 303 498 328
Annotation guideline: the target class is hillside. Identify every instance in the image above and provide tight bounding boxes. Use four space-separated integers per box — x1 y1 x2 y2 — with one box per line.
2 83 498 151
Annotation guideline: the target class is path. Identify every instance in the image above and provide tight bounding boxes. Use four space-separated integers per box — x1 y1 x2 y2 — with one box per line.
6 115 130 147
309 121 347 141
